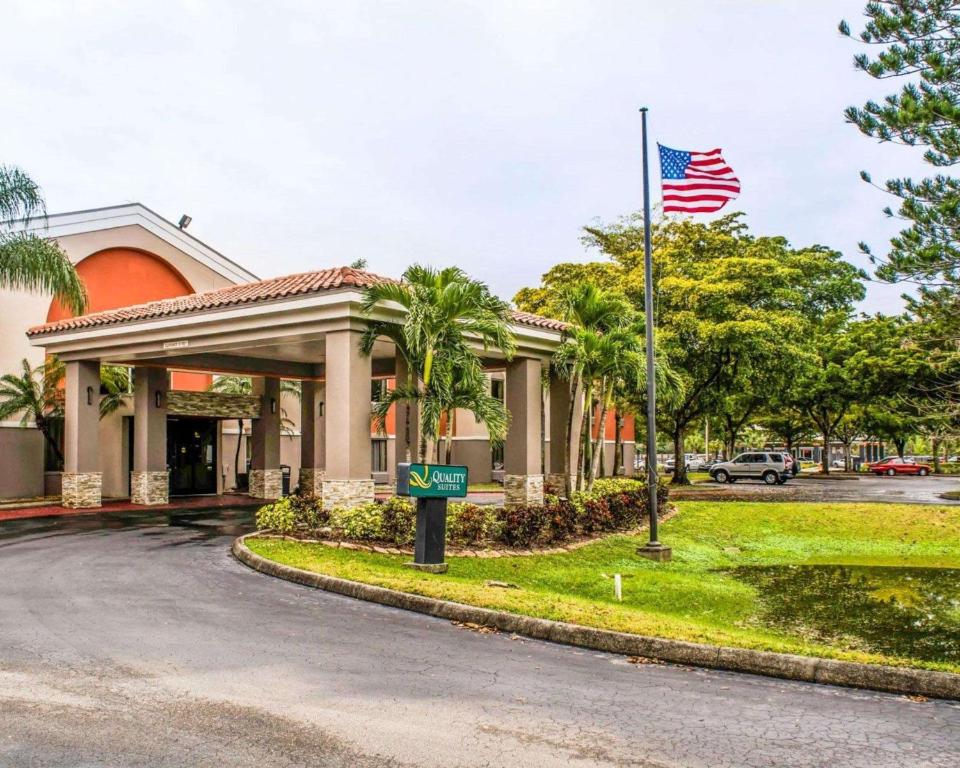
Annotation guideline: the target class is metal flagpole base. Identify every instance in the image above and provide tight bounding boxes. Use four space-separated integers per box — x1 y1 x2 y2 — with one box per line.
636 542 672 562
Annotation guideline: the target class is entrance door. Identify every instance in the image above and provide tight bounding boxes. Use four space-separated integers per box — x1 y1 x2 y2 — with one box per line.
167 417 218 495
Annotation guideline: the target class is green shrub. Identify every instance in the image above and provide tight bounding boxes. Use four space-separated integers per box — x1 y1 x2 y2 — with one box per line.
591 477 646 495
939 462 960 475
494 503 554 547
447 503 494 545
256 496 297 533
256 494 328 534
330 503 385 541
380 496 416 545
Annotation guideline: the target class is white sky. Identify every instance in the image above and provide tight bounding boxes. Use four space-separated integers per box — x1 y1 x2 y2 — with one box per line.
2 0 930 314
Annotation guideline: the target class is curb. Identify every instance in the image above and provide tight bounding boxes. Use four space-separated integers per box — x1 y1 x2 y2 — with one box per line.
232 534 960 701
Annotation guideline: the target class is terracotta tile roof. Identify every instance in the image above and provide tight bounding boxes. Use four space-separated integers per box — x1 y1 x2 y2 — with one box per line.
27 266 567 337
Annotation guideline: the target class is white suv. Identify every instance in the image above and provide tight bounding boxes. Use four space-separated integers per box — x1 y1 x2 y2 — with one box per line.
709 452 790 485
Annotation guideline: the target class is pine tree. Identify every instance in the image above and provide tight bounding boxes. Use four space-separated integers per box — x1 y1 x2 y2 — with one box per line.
841 2 960 292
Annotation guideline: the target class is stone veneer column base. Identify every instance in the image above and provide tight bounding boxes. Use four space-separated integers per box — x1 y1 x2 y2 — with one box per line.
298 468 325 496
130 471 170 505
504 474 544 508
62 472 102 508
545 473 575 495
249 469 282 500
320 479 375 511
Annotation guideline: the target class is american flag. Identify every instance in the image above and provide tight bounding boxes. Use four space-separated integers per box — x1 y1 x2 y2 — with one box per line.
657 144 740 214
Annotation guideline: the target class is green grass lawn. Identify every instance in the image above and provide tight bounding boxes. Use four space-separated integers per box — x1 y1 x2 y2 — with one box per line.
246 501 960 673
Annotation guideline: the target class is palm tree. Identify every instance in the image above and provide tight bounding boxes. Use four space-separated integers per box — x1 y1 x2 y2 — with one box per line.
422 356 509 465
209 375 301 489
362 265 516 462
1 165 87 314
0 358 65 464
552 284 633 495
99 365 132 418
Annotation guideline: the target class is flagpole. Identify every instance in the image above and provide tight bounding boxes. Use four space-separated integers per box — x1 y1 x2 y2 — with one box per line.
637 107 671 562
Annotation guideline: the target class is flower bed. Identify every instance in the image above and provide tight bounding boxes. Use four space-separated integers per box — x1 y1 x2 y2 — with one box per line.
255 477 670 549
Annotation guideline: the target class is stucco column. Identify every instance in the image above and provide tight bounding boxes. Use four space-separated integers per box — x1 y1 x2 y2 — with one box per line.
394 352 419 465
504 356 544 507
298 379 325 495
321 329 374 510
547 374 582 495
131 366 169 505
249 376 282 499
62 360 102 508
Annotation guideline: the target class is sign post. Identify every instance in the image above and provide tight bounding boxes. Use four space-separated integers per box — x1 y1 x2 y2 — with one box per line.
396 463 468 573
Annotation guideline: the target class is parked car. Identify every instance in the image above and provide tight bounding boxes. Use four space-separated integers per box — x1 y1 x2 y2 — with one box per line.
709 452 791 485
665 454 708 472
866 457 932 476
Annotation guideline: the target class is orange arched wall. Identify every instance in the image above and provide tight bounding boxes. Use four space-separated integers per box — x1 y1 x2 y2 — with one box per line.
47 248 211 391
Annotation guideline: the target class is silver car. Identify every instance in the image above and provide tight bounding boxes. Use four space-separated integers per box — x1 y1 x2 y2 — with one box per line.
709 452 790 485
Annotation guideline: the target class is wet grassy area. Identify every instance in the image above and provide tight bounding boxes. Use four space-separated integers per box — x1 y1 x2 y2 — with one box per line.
248 501 960 672
731 565 960 664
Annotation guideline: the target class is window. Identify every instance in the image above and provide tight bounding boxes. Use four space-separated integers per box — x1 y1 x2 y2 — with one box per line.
371 379 388 402
372 438 388 473
491 378 504 402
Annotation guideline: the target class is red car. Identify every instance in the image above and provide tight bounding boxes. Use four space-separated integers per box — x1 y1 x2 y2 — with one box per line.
867 457 932 477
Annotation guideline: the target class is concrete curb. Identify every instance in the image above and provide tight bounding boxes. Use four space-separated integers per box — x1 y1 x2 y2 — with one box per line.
232 534 960 701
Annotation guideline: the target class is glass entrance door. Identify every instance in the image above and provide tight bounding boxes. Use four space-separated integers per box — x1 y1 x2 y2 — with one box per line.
167 417 217 495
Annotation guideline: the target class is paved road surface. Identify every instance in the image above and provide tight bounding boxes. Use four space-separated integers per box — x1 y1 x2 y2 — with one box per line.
1 508 958 767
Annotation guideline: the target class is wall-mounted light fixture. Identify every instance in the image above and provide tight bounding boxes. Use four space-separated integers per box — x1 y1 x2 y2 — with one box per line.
270 398 277 414
178 214 192 229
155 391 163 408
318 401 325 417
86 386 93 406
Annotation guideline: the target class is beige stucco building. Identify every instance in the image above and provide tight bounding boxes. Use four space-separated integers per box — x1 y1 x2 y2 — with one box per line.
3 204 635 507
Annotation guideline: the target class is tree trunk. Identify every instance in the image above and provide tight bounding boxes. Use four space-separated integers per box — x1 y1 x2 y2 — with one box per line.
587 392 610 491
35 415 64 466
933 436 942 474
672 425 689 485
576 381 592 492
894 438 906 458
821 431 831 474
614 412 624 476
444 409 453 464
842 438 852 472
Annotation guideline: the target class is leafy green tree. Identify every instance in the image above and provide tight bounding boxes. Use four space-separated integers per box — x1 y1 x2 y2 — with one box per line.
361 320 418 463
1 165 87 314
576 213 865 484
362 265 515 463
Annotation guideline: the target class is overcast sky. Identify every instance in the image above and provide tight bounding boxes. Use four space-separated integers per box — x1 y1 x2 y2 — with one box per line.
2 1 931 314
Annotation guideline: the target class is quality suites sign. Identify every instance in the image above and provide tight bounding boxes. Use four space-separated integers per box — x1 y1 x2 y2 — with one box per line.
396 463 468 498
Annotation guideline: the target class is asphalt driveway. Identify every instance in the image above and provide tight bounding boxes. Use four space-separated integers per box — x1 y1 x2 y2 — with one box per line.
1 507 958 767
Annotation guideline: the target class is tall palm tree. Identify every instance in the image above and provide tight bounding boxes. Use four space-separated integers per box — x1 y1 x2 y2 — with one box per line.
1 165 87 314
552 284 632 495
99 365 132 418
0 358 65 464
362 265 516 462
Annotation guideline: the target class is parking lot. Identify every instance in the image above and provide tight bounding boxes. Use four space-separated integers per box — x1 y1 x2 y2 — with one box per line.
673 473 960 505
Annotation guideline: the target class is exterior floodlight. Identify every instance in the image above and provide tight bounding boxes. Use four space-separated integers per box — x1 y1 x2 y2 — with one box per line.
178 214 192 229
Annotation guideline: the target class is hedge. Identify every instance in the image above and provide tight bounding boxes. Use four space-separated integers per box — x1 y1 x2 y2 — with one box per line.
255 477 669 549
